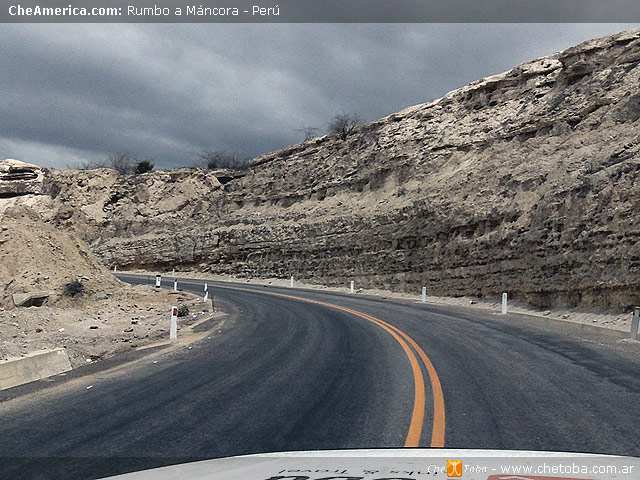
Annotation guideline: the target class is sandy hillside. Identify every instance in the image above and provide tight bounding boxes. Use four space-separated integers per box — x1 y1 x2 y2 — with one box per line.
0 188 214 368
0 201 122 308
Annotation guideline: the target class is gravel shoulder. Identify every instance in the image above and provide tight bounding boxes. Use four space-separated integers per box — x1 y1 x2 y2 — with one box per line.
0 284 214 368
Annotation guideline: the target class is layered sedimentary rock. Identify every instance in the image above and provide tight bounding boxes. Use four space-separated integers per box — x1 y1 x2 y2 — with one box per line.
0 159 44 197
40 28 640 309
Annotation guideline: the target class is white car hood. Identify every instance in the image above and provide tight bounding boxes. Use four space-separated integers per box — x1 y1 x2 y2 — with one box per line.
102 448 639 480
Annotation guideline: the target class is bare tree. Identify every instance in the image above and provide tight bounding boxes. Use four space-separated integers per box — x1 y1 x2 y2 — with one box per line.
196 150 247 170
106 151 137 175
71 151 148 173
72 158 108 170
328 113 361 140
188 156 208 170
72 160 94 170
295 126 319 141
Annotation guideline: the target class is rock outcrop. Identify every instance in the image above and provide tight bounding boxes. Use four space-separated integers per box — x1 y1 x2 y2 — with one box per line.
35 28 640 310
0 159 44 197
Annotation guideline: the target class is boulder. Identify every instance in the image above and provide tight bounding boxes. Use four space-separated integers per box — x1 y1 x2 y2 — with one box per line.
12 291 51 307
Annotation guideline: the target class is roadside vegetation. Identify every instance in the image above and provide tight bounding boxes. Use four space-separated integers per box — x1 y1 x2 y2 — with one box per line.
191 150 250 171
75 150 155 175
70 110 363 173
328 113 362 140
63 279 84 298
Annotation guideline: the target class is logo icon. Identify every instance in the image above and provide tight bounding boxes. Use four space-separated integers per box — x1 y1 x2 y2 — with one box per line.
447 459 462 477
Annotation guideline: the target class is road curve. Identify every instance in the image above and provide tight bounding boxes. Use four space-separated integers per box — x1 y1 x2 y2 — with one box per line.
0 273 639 479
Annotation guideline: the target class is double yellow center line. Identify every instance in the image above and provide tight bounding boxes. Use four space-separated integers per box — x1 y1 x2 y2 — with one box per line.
212 283 446 448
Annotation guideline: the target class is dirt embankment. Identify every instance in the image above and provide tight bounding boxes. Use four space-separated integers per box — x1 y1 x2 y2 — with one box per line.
0 172 214 368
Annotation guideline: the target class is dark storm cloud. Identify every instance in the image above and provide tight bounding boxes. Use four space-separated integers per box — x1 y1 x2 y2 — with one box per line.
0 23 637 168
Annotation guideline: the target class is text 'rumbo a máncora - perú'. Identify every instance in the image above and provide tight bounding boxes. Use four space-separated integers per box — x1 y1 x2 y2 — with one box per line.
127 5 280 16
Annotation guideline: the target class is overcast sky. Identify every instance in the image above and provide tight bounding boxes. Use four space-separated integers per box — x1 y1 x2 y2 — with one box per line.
0 23 637 169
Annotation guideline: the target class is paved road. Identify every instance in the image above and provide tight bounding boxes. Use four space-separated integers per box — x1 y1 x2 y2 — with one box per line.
1 274 639 479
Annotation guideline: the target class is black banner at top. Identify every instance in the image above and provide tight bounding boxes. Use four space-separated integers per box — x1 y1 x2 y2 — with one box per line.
1 0 640 22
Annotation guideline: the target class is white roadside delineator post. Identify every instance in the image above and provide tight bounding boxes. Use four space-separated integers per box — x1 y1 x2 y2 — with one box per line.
173 279 178 292
172 268 175 277
422 287 427 304
631 307 639 340
170 306 178 340
113 265 117 273
290 276 294 288
155 274 162 288
204 291 209 303
350 281 355 294
502 292 508 315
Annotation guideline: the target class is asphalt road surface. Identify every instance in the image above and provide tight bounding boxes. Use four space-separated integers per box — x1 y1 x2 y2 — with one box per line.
1 273 639 479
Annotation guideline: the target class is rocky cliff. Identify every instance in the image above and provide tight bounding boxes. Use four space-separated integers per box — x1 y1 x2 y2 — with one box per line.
35 28 640 310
